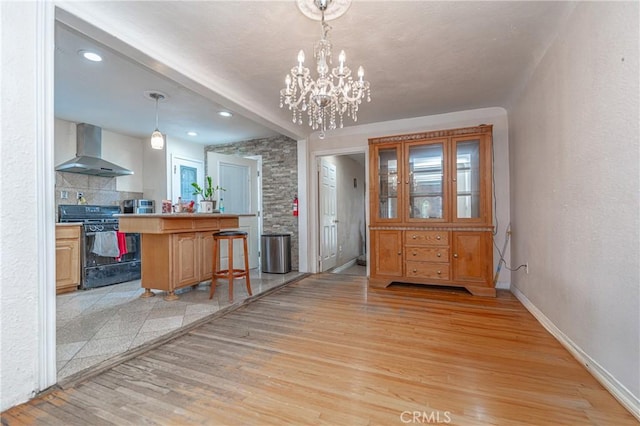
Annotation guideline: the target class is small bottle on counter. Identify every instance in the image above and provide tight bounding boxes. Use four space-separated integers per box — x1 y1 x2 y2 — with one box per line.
175 197 182 213
219 198 224 213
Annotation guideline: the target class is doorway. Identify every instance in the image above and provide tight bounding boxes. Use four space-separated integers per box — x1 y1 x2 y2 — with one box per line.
317 153 367 275
171 155 204 204
207 152 261 270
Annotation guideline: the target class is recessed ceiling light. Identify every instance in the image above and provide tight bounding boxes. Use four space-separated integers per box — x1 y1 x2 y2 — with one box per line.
187 131 198 137
218 111 233 118
78 50 102 62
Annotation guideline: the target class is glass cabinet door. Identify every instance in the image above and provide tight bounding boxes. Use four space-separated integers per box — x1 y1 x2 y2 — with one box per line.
407 142 444 220
455 139 481 219
377 147 399 220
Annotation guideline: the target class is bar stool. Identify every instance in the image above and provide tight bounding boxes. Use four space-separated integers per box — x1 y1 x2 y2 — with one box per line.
210 231 252 301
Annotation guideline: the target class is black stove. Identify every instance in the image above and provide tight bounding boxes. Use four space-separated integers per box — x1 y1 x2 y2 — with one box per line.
58 204 141 289
58 204 120 224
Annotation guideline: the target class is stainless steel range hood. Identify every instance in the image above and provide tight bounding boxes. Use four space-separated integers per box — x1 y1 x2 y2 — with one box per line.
55 123 134 177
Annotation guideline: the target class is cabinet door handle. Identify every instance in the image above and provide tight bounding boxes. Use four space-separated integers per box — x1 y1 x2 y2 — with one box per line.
398 251 402 255
437 253 441 257
437 270 441 275
436 235 441 240
453 253 458 258
412 252 417 256
412 269 417 273
412 235 417 239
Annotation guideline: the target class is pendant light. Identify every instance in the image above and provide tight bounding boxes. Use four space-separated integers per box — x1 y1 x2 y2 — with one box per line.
149 92 165 150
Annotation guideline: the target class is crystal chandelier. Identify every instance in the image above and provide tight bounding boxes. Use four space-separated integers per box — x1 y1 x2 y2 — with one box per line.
280 0 371 136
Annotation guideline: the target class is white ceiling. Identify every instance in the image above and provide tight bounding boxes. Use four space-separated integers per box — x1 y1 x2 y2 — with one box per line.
54 1 574 145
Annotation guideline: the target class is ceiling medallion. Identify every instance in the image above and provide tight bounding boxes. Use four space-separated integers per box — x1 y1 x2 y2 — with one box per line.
296 0 352 21
281 0 371 137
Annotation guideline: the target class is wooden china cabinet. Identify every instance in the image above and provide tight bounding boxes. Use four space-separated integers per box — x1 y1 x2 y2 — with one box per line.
368 125 495 296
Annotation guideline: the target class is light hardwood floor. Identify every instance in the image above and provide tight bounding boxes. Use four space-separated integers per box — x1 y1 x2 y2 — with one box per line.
2 274 637 425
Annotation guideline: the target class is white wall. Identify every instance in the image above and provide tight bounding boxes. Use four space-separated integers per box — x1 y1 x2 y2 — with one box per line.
141 135 205 208
167 135 204 161
303 107 511 285
54 118 145 193
1 0 55 411
142 134 168 208
103 130 144 193
509 1 639 410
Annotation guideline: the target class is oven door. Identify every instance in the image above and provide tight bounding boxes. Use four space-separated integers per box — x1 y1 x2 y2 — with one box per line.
82 226 141 288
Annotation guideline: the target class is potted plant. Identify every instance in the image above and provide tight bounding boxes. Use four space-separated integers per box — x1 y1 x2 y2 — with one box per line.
191 176 225 213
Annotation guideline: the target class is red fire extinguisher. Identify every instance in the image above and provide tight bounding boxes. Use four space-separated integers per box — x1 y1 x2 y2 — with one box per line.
293 196 299 217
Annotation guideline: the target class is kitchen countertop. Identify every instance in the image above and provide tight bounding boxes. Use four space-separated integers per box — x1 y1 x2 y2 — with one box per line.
56 222 82 227
114 213 256 218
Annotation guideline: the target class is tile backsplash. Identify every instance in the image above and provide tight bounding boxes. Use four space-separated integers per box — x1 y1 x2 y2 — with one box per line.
55 172 142 218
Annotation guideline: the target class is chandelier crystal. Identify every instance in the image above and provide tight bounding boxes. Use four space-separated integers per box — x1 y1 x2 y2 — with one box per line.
280 0 371 135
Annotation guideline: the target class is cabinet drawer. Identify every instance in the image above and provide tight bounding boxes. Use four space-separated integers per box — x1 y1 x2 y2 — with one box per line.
162 219 194 231
194 218 219 230
56 226 80 239
406 247 449 262
405 230 449 246
406 261 450 280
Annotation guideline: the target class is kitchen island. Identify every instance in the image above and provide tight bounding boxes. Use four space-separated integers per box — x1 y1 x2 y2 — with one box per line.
117 213 239 300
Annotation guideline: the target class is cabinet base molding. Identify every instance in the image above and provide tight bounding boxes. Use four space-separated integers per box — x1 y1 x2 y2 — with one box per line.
368 278 496 297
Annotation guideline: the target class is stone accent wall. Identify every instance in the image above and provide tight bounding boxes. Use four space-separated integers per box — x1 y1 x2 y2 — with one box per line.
205 135 299 270
55 172 142 218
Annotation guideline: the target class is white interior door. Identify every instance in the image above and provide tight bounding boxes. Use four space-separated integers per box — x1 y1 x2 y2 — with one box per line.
319 158 337 271
171 156 204 205
207 152 260 270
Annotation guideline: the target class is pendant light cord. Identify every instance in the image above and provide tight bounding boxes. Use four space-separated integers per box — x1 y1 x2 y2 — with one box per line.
154 95 160 130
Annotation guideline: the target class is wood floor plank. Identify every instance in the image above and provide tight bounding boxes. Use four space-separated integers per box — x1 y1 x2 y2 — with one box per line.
2 274 637 425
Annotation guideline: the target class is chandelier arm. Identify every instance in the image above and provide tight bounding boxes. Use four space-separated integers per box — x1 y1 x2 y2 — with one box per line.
287 77 318 109
338 87 365 103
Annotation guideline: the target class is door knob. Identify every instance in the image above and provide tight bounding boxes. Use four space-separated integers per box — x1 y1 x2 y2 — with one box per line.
437 253 441 257
453 253 458 258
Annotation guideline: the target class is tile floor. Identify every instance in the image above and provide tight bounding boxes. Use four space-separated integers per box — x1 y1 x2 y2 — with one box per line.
56 270 305 380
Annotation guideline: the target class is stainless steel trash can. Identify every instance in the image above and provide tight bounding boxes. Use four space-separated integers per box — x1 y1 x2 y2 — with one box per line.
261 234 291 273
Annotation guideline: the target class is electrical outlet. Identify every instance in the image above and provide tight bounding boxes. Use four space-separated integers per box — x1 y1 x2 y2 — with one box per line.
525 263 529 274
60 190 68 199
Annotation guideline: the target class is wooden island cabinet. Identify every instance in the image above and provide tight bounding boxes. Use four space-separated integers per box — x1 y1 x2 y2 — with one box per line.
368 125 495 296
117 213 239 300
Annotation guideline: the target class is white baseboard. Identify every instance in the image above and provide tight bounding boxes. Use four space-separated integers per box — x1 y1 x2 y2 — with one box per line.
511 286 640 421
331 259 357 274
495 280 510 290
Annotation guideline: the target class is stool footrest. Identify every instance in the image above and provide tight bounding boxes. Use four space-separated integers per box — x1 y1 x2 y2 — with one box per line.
214 269 249 279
